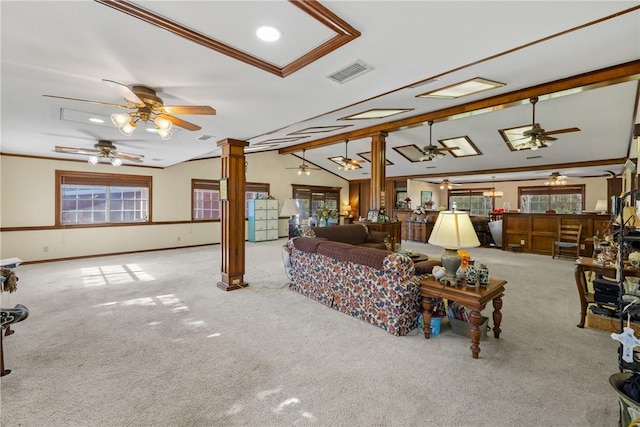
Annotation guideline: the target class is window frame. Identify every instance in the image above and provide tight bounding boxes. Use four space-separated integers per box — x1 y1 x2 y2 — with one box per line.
448 187 494 216
56 170 152 227
292 184 341 221
191 179 270 221
518 184 585 213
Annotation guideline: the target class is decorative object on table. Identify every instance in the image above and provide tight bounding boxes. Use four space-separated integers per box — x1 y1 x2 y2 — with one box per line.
366 209 379 222
630 252 640 268
428 210 481 286
404 197 411 210
464 260 479 287
432 265 446 280
315 204 338 227
478 263 490 286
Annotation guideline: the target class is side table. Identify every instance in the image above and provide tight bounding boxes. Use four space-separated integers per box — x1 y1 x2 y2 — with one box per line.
420 276 507 359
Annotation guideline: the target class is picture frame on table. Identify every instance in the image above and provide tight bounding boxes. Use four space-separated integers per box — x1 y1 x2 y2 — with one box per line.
367 209 379 222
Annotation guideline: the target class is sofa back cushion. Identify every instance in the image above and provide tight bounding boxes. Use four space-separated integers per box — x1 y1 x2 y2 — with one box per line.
310 224 368 245
291 237 326 254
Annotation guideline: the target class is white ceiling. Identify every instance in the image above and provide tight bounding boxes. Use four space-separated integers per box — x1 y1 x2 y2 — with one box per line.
1 1 639 185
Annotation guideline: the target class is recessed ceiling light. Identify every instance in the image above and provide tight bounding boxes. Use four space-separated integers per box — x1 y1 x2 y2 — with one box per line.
340 108 413 120
89 117 104 123
417 77 505 99
256 26 281 42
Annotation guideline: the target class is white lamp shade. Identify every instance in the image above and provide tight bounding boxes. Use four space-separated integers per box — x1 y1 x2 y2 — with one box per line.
594 199 608 213
111 113 130 127
428 211 480 249
154 116 173 130
280 199 300 217
616 206 640 227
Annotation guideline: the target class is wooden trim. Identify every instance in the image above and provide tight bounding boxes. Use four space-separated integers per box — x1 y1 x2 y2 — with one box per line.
278 60 640 154
95 0 360 78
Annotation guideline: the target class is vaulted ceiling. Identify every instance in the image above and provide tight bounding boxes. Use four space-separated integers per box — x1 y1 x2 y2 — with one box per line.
2 1 639 185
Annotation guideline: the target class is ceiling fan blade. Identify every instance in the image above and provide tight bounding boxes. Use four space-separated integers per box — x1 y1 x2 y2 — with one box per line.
157 114 201 131
538 136 558 142
543 127 580 136
102 79 144 105
43 94 130 109
114 153 144 163
162 105 216 115
54 146 98 155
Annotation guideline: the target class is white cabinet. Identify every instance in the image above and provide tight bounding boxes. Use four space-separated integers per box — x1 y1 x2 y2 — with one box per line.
248 199 279 242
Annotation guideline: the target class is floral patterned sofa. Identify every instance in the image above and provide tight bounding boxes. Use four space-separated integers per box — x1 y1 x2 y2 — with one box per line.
286 237 419 336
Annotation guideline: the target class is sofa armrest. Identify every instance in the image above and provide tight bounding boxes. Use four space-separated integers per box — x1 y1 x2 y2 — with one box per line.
367 231 390 243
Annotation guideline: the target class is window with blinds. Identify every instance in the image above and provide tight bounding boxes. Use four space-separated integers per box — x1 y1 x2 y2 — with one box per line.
519 185 584 213
192 180 269 220
448 188 493 216
57 170 151 226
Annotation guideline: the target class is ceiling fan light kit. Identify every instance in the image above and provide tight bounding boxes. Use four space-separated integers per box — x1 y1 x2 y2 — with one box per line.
420 121 457 161
45 79 215 142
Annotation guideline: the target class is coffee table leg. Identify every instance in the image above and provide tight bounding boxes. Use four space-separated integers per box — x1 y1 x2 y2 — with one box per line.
422 299 434 339
492 296 503 338
469 310 483 359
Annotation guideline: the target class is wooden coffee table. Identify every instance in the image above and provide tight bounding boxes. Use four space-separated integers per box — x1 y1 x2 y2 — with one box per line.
420 276 507 359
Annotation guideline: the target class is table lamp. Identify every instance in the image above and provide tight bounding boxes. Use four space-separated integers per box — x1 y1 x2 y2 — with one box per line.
615 206 640 229
280 199 300 238
428 211 480 285
594 200 608 215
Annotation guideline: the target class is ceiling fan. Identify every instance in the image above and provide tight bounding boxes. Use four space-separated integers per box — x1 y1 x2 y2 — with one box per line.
55 140 143 167
545 172 568 186
439 179 461 190
286 149 321 175
44 79 216 139
336 140 364 170
512 97 580 151
420 121 458 161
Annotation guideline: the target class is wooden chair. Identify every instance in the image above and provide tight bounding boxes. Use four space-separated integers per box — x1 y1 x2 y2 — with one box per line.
552 224 583 259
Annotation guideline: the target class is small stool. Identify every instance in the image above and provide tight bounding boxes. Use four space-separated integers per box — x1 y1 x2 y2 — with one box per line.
507 243 522 253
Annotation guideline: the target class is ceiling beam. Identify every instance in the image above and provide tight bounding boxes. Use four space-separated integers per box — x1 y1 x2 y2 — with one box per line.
388 157 629 182
279 60 640 154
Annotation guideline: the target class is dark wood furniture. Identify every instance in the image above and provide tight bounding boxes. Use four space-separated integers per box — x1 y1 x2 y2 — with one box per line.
502 212 610 257
552 224 583 259
357 221 402 248
420 276 506 359
573 257 640 328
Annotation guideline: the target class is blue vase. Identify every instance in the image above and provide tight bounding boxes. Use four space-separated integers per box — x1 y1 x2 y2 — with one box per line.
478 264 489 287
464 260 478 287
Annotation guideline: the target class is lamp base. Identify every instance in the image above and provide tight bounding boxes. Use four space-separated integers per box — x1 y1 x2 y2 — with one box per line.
440 248 461 286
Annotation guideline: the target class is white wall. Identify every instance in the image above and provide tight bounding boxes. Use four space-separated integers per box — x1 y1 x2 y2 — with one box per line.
0 151 348 262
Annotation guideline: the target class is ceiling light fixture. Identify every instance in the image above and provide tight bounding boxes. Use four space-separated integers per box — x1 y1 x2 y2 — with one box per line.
482 176 504 198
545 172 567 186
256 26 281 42
417 77 505 99
111 111 173 140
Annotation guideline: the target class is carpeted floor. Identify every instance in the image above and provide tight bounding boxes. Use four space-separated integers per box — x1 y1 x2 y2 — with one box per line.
0 238 622 426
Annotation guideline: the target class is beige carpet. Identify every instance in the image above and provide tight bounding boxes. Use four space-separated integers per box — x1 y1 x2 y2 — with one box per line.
0 239 621 426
